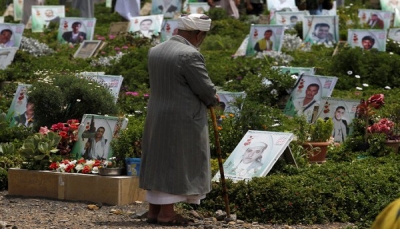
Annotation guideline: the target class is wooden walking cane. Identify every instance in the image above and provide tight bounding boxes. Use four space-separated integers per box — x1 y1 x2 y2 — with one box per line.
209 107 231 219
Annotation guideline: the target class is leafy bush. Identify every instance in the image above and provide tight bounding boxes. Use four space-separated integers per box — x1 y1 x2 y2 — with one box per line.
27 73 118 128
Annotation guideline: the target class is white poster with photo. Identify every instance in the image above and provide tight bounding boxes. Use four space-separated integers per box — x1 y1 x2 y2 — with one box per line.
393 8 400 26
71 114 128 160
358 9 392 30
0 23 25 48
151 0 181 18
267 0 297 10
160 19 178 42
347 29 387 51
6 84 33 127
0 47 18 69
232 35 249 58
216 91 246 115
31 5 65 32
273 11 307 27
278 66 315 76
186 2 210 14
284 74 338 123
212 130 294 182
388 28 400 41
127 15 164 38
13 0 24 21
78 72 124 103
58 18 96 44
303 15 339 47
316 98 360 143
246 24 285 55
380 0 400 12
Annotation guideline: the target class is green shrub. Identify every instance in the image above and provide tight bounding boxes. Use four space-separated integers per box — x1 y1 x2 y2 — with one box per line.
0 167 7 191
27 73 118 128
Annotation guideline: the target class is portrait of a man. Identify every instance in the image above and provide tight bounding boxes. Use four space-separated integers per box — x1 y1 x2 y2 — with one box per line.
362 35 375 50
293 83 320 121
331 106 349 143
13 98 35 128
139 19 154 38
0 29 14 47
82 126 109 160
62 21 87 44
290 15 298 23
230 142 268 176
254 30 274 52
367 14 384 29
309 23 334 45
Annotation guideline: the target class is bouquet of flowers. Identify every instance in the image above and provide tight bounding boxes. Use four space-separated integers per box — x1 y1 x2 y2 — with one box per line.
368 118 399 140
49 159 102 174
39 119 80 157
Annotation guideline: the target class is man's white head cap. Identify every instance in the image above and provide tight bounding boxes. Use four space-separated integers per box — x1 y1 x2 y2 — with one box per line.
177 14 211 32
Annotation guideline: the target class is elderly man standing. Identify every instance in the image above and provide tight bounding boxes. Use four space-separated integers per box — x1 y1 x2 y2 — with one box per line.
139 14 219 226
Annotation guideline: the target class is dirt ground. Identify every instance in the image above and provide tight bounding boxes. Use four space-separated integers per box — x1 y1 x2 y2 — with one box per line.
0 191 358 229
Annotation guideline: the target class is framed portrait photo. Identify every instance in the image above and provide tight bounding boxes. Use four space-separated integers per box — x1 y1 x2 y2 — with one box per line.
347 29 387 51
13 0 23 21
212 130 294 183
71 114 128 160
151 0 182 18
358 9 392 30
73 40 102 59
388 28 400 41
160 19 178 42
284 74 338 122
303 15 339 48
216 91 246 115
58 18 96 44
0 23 25 48
6 83 33 128
273 11 307 28
185 2 210 14
108 22 130 35
316 97 360 143
127 15 164 38
0 47 18 69
78 72 124 103
246 24 285 55
31 5 65 33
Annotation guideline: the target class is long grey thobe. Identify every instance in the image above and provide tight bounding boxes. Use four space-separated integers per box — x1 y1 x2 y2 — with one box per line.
139 35 218 196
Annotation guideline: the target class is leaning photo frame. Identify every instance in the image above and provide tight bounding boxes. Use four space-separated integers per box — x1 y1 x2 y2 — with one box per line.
302 15 339 47
246 24 285 55
71 114 128 160
212 130 294 183
73 40 102 59
347 29 387 51
0 47 18 69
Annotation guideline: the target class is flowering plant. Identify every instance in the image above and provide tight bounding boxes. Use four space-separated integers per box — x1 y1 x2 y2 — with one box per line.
355 93 385 143
368 118 400 141
39 119 80 157
49 159 102 174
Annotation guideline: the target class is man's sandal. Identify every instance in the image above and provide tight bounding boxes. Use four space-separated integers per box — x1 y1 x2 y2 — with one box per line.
157 214 194 227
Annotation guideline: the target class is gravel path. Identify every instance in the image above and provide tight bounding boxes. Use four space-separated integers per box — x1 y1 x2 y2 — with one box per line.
0 191 357 229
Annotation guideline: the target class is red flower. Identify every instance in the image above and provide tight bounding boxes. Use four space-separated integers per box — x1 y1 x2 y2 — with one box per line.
367 94 385 109
57 122 65 129
93 160 101 167
77 159 86 164
82 165 91 174
65 164 75 173
49 162 59 170
59 131 68 139
67 119 79 125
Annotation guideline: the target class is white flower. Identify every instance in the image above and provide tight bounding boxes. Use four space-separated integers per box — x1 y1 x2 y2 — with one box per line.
85 160 95 166
385 86 392 90
76 99 81 102
291 74 298 80
355 75 360 78
270 89 278 95
347 71 352 75
69 160 77 165
75 164 83 172
92 167 99 173
390 52 394 55
363 83 369 87
356 87 363 90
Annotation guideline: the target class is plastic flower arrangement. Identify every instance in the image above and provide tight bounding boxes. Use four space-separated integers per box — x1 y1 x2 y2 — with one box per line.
49 159 102 174
355 94 385 143
368 118 399 140
50 119 80 157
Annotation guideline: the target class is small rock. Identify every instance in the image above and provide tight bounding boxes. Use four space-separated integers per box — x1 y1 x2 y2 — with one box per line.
87 204 99 210
215 210 226 221
252 221 259 225
236 220 244 224
189 210 203 219
228 221 236 225
284 225 292 229
134 201 143 204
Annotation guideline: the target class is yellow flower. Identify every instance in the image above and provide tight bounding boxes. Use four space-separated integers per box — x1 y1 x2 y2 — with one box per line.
229 114 234 117
220 115 226 119
217 126 223 130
